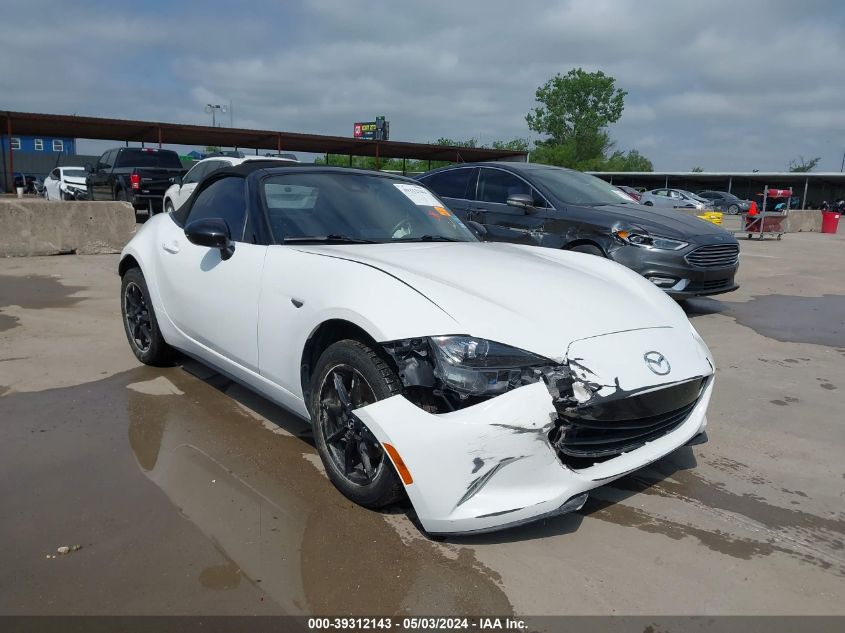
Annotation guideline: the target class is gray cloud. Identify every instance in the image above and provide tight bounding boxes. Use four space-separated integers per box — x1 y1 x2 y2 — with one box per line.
2 0 844 170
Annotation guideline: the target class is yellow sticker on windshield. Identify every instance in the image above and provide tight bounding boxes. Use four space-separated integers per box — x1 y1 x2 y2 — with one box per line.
434 206 451 216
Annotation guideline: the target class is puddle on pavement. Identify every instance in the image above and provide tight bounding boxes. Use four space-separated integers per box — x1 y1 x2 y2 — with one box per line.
0 364 513 616
0 274 87 331
590 453 845 576
687 294 845 347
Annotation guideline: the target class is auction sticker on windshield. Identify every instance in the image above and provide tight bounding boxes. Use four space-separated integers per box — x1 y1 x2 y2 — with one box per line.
394 183 442 207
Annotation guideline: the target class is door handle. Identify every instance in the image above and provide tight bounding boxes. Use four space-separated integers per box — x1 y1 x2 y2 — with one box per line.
162 240 180 254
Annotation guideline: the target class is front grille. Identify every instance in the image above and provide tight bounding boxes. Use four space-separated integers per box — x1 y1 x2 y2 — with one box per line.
685 244 739 268
686 278 732 292
552 378 706 469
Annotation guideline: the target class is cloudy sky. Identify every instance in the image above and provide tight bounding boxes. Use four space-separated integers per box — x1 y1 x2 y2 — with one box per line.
2 0 844 171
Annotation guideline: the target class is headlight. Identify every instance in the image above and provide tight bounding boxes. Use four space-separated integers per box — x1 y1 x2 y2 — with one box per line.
614 230 688 251
429 336 550 396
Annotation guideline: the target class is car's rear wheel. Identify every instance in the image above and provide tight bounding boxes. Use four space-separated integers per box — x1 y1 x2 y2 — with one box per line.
644 201 653 206
727 204 740 215
569 244 604 256
121 268 172 366
310 339 404 508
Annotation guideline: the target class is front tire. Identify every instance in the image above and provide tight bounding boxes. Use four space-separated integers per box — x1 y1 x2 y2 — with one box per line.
121 268 171 366
310 339 404 508
727 204 740 215
165 200 175 214
644 201 653 206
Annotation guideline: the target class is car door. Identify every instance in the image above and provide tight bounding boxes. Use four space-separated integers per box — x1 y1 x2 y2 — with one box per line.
417 167 477 220
156 175 267 373
471 167 548 244
45 169 60 200
89 150 116 200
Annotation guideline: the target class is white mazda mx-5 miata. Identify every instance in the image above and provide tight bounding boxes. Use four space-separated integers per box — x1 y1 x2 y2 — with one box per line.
119 163 714 534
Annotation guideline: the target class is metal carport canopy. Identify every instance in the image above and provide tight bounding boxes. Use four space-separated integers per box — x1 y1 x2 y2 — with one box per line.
0 110 526 162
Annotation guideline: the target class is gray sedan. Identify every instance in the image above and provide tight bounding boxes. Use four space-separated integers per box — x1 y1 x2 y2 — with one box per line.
697 191 752 214
640 188 710 210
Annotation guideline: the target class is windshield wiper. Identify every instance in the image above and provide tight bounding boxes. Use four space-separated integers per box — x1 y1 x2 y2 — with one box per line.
283 235 379 244
391 235 463 242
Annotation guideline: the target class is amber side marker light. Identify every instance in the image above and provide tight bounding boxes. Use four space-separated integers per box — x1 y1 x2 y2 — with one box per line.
383 443 414 485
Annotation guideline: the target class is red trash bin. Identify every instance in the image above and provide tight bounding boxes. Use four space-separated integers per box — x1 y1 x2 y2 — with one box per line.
821 211 841 234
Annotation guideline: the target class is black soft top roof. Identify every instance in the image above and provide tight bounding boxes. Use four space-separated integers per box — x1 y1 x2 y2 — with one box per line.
208 161 420 182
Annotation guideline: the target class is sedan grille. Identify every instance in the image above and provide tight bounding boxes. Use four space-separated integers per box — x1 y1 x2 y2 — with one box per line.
685 244 739 268
551 377 707 469
686 278 732 292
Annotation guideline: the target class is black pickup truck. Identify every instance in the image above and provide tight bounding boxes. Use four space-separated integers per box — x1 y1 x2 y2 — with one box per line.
86 147 185 214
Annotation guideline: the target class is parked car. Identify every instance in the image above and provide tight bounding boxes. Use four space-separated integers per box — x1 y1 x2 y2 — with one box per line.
13 172 38 194
639 188 710 209
86 147 186 214
417 163 739 299
610 185 638 202
697 191 751 215
163 155 298 213
119 163 714 534
43 167 89 201
616 185 642 201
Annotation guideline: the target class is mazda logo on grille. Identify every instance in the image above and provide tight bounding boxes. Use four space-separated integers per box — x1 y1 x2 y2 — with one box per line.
644 351 671 375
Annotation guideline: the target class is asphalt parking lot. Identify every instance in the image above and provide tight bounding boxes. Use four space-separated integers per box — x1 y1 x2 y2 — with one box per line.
1 231 843 616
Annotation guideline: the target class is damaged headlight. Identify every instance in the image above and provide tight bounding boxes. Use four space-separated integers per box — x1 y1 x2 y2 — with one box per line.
614 230 688 251
429 336 550 397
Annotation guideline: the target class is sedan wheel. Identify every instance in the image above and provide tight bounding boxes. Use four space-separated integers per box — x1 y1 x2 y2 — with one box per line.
727 204 740 215
311 340 404 508
165 200 175 214
644 201 653 206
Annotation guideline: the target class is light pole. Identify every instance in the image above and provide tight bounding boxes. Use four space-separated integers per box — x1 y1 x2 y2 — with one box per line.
205 104 227 127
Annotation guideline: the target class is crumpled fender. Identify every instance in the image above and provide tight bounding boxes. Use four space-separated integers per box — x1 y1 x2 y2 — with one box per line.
355 382 578 534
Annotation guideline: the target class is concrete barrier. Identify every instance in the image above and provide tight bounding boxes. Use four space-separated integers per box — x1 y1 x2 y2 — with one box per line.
0 199 137 257
675 208 823 232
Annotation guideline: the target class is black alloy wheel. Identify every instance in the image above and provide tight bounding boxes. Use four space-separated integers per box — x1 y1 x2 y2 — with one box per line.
120 268 171 365
318 364 385 486
310 339 404 508
124 281 152 353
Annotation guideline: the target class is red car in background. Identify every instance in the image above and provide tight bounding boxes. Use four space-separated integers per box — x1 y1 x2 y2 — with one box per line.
617 185 642 201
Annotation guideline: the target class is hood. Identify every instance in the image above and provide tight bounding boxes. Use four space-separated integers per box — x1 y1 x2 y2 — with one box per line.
62 176 88 187
591 203 730 239
293 242 690 362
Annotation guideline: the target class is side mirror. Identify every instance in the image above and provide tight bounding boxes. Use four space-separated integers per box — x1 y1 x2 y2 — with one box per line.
466 220 488 239
169 175 182 185
84 163 94 172
185 218 235 260
506 193 536 214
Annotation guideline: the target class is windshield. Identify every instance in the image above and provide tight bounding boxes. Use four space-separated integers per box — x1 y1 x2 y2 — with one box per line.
62 169 87 179
263 173 478 244
682 190 709 203
116 149 183 169
530 168 631 205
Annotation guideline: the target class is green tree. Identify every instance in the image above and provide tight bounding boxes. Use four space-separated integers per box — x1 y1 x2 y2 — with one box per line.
491 138 531 152
788 156 821 172
433 137 478 148
601 149 654 172
203 145 220 154
526 68 626 165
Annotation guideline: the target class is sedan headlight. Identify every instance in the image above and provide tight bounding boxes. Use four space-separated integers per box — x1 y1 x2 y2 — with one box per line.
429 335 550 396
614 230 688 251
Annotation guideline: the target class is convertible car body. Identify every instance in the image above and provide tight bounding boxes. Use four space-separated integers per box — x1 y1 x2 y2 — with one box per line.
119 164 714 534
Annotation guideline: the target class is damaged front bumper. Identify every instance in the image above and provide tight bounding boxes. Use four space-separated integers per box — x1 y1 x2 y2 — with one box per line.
356 375 713 535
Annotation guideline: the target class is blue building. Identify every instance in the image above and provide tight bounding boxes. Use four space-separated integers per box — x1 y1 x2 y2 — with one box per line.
1 134 76 155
